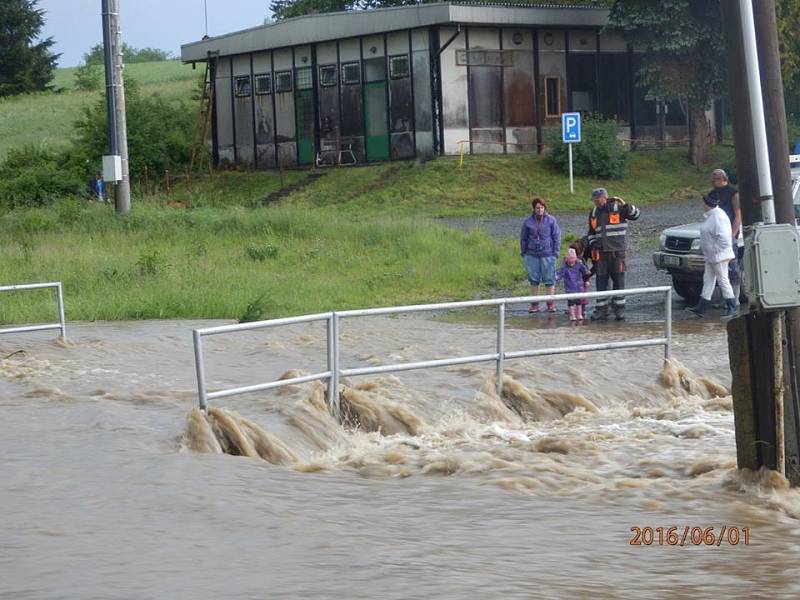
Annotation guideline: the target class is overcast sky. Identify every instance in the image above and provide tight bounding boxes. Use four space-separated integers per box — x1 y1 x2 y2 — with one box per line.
38 0 271 67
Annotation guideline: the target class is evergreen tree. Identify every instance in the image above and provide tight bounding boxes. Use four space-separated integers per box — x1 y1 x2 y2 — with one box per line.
0 0 59 96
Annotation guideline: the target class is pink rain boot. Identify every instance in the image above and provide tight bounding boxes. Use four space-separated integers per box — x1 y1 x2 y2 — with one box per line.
528 302 540 313
576 304 584 321
568 305 577 321
546 300 557 313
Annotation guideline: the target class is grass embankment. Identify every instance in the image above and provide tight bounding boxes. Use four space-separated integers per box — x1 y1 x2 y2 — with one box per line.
0 61 197 160
0 200 522 323
288 146 735 216
0 147 729 323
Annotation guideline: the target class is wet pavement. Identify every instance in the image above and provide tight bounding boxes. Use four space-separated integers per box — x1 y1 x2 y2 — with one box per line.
440 197 707 321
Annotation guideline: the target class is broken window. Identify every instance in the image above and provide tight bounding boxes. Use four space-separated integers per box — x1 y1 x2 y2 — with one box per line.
234 75 251 97
319 64 337 87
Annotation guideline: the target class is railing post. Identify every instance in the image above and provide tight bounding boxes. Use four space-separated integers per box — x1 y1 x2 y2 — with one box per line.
664 288 672 360
327 312 340 420
56 282 66 340
496 303 505 396
193 330 208 412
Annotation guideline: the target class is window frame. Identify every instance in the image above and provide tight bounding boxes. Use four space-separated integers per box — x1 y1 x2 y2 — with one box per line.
294 66 313 91
254 73 272 95
233 75 252 98
341 61 361 85
274 70 293 93
544 76 561 118
319 64 337 88
363 57 386 83
388 54 410 79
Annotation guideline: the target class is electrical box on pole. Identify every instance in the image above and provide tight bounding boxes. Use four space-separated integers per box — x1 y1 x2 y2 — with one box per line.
743 223 800 310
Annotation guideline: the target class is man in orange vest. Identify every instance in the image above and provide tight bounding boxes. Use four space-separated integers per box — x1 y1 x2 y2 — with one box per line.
586 187 641 321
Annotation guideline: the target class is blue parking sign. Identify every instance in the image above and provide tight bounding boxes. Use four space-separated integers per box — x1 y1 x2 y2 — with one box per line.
562 112 581 143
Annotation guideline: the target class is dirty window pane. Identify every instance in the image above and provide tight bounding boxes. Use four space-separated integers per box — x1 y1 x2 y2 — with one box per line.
275 70 293 92
254 73 271 95
342 62 361 85
295 67 313 90
545 76 560 117
234 75 251 97
364 58 386 82
389 55 409 79
319 65 337 87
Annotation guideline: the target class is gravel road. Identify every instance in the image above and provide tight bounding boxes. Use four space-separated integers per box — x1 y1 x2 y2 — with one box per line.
439 197 706 321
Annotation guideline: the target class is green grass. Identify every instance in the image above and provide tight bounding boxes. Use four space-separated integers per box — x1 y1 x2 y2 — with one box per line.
278 146 735 217
0 61 198 160
0 201 523 323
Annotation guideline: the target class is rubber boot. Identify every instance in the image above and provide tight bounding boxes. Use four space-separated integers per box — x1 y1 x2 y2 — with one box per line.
722 297 739 320
528 302 540 313
686 297 709 318
568 305 577 321
576 305 584 321
590 304 610 321
613 303 625 321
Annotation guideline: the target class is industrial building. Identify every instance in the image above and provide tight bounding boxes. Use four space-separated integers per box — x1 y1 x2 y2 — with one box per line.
180 2 691 169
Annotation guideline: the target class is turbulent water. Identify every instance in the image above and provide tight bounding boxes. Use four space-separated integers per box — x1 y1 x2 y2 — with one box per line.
2 314 800 599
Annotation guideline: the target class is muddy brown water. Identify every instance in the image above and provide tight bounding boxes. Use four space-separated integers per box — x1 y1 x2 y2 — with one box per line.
2 316 799 599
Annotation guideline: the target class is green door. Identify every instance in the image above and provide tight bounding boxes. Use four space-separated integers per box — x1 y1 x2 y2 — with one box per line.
295 88 314 165
364 81 389 161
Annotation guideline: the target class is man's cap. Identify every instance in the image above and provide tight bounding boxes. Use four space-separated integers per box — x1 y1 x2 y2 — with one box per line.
591 187 608 200
703 193 719 207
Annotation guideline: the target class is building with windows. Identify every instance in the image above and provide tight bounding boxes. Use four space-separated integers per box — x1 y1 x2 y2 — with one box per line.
180 2 693 169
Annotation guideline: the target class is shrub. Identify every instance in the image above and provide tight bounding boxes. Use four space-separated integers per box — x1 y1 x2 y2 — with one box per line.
545 114 629 180
72 78 194 182
0 145 85 209
245 243 278 261
136 249 169 276
74 62 102 91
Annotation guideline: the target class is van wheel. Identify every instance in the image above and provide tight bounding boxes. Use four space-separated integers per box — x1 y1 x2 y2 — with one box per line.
671 276 701 304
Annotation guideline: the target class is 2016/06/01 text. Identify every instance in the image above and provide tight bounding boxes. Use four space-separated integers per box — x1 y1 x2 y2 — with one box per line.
629 526 750 546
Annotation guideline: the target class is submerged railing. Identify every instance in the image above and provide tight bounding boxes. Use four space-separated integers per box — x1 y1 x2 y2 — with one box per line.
0 282 66 340
193 286 673 419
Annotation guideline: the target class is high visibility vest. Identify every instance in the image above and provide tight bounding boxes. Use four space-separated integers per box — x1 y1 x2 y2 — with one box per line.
587 200 640 253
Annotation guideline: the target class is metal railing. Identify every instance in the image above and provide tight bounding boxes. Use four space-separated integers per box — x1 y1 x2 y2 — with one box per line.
192 286 672 418
0 282 66 340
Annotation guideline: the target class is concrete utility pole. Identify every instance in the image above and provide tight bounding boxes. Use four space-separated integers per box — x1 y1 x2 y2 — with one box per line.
101 0 131 215
721 0 800 485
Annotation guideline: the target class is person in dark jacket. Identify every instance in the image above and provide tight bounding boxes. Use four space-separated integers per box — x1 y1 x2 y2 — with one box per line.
520 197 561 313
585 187 640 321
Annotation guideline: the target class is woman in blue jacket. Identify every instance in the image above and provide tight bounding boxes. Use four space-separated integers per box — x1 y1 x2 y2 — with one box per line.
520 197 561 313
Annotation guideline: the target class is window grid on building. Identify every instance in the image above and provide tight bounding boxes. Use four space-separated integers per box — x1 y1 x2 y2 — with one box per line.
319 64 337 87
295 67 313 90
254 73 271 95
341 62 361 85
234 75 252 97
389 54 410 79
275 70 293 92
545 76 561 117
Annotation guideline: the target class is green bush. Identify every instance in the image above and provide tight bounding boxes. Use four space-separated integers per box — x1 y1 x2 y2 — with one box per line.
0 145 85 209
74 62 102 91
545 114 629 180
72 78 194 181
245 243 278 261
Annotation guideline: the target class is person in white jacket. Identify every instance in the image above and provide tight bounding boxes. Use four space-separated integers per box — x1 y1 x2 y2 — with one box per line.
686 194 739 318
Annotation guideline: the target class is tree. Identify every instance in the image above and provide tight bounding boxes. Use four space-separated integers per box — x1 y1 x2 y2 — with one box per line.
607 0 725 165
0 0 59 97
776 0 800 115
83 43 173 66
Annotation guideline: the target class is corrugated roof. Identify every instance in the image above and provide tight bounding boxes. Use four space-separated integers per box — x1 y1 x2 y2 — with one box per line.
181 1 609 62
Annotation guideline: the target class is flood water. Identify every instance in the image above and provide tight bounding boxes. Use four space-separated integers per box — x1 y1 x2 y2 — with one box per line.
2 313 800 599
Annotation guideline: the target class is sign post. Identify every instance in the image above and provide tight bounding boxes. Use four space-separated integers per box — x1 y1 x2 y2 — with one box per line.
562 112 581 194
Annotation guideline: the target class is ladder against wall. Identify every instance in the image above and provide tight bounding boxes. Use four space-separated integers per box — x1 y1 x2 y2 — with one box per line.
189 53 217 175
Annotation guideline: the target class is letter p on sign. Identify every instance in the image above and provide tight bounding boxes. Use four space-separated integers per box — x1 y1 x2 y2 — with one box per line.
562 112 581 143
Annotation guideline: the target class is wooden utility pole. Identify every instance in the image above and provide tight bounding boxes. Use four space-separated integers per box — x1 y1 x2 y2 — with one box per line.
721 0 800 484
754 0 800 485
102 0 131 215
